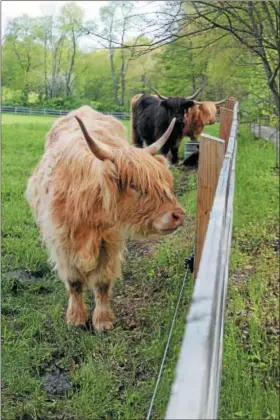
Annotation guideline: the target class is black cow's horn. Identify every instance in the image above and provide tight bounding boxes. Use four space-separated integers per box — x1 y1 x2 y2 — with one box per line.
185 86 204 100
145 118 176 155
149 86 168 100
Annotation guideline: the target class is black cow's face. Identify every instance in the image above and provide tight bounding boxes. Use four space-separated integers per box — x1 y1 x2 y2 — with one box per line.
160 98 194 123
158 99 195 165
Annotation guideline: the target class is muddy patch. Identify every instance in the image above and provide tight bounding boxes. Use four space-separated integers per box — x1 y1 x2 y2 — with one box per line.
126 236 162 259
2 273 54 296
3 269 35 282
114 262 170 331
2 264 54 296
41 370 73 396
3 262 52 282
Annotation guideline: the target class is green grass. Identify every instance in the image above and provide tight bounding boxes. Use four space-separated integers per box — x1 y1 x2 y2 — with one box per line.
219 127 279 419
2 114 278 419
2 113 130 132
2 113 57 125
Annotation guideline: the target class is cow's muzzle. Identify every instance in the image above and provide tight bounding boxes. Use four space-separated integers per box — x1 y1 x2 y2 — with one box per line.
153 208 185 233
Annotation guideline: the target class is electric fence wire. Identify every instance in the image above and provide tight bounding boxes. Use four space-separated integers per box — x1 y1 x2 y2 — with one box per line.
146 248 195 420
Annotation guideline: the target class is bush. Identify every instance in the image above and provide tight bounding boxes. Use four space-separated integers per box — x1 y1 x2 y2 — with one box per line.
2 91 130 113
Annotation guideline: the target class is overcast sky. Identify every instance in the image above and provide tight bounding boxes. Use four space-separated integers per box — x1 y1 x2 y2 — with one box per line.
1 1 160 50
2 1 108 27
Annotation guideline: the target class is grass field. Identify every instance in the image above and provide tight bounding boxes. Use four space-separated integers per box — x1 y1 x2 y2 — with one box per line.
2 113 130 131
2 113 57 125
2 113 279 419
219 128 279 419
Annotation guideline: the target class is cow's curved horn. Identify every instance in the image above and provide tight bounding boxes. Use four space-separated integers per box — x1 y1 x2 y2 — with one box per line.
185 86 204 100
149 86 168 100
145 118 176 155
193 97 228 105
214 97 228 105
75 116 113 161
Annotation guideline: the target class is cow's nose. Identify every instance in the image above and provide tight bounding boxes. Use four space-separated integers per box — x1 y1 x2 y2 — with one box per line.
171 208 185 224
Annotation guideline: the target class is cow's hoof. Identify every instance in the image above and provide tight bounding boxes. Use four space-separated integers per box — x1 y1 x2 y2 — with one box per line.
92 307 115 331
66 308 87 326
94 319 114 331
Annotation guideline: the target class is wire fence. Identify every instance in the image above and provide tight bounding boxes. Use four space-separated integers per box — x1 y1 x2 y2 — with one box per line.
165 101 239 420
1 106 130 120
1 106 224 123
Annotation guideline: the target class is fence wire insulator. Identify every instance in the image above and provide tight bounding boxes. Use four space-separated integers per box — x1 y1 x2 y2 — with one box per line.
184 252 194 273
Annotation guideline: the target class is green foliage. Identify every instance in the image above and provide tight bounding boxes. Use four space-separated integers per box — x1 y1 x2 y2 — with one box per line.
219 128 279 419
2 1 277 119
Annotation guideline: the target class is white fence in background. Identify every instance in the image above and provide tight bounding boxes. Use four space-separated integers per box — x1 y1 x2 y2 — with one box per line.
1 106 130 120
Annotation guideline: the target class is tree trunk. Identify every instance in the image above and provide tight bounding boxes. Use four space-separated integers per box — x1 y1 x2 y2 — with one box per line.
192 74 196 92
141 73 146 91
269 83 280 116
261 57 280 115
65 29 77 97
44 34 48 99
109 48 120 106
120 55 126 107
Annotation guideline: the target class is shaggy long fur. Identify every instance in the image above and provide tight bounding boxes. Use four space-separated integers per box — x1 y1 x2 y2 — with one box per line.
183 102 220 140
26 105 184 330
130 93 194 164
130 93 143 144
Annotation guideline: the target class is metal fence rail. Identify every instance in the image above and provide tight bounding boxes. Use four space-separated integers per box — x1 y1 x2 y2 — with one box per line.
1 106 130 120
165 102 238 420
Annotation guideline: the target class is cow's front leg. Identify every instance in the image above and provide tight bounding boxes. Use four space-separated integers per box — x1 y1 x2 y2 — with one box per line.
89 238 123 331
66 280 87 326
92 281 115 331
170 146 179 165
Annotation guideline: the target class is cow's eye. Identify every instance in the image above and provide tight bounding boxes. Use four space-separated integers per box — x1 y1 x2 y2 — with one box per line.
130 182 137 190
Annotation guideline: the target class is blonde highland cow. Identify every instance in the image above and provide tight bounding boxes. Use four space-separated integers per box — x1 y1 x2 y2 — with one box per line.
26 106 185 331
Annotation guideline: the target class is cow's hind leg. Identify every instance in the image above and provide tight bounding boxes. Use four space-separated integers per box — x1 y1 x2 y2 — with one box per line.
92 281 115 331
66 280 87 326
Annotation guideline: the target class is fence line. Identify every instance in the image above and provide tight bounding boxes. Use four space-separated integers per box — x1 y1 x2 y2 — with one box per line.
1 105 227 123
1 106 130 120
165 101 239 420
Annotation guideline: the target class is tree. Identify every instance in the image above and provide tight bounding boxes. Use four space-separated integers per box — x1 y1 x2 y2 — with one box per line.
58 2 85 96
32 2 91 100
88 1 144 108
4 15 43 103
121 1 279 114
190 1 279 114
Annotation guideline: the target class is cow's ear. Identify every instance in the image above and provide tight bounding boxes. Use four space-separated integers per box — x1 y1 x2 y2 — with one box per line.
183 100 194 110
160 100 168 108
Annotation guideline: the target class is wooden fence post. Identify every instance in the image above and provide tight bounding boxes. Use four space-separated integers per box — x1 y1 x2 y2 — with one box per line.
194 134 225 278
225 97 236 110
219 107 233 151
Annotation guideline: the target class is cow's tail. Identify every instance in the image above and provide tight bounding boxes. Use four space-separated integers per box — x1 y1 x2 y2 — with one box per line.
130 94 142 146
